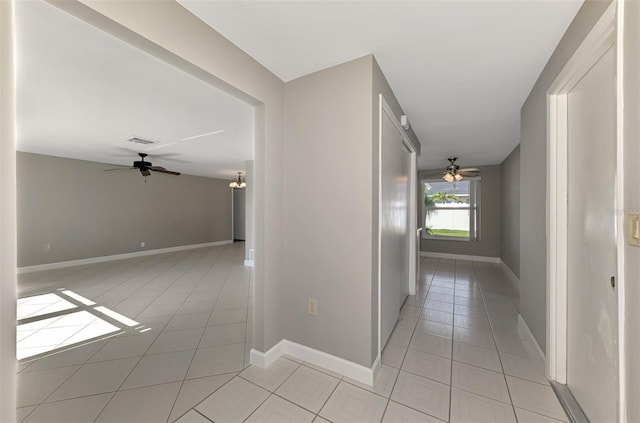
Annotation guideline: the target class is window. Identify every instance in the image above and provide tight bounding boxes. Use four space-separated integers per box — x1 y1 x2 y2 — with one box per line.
422 177 480 241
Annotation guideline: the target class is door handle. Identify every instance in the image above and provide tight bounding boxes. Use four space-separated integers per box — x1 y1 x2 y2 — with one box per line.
610 276 615 288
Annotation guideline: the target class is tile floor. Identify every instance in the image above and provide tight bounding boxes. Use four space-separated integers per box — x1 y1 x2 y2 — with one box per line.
16 242 251 423
17 248 568 423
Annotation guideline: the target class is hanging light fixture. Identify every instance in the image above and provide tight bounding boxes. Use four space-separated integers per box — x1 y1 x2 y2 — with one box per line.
229 172 246 189
443 157 459 182
442 157 474 183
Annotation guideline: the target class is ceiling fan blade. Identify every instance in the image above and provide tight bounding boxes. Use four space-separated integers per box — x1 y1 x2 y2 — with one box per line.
459 167 480 172
151 168 181 176
104 167 135 172
148 166 167 171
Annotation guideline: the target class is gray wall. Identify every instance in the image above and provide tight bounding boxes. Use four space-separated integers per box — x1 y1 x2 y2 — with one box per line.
17 152 231 267
283 55 418 367
623 2 640 419
519 0 612 351
283 56 374 367
500 145 520 277
419 165 501 258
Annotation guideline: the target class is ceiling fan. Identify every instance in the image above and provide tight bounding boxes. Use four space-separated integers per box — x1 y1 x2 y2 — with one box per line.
442 157 479 182
104 153 181 178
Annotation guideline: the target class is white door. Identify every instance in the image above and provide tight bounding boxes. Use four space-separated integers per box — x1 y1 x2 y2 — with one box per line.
380 109 411 348
566 46 617 422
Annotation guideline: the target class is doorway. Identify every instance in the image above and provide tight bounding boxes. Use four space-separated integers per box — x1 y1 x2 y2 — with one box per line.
233 188 246 242
8 0 263 421
547 2 621 421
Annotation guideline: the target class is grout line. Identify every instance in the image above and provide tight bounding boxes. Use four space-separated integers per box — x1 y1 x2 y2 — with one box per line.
167 244 246 421
91 392 117 423
271 391 322 417
240 392 273 423
236 359 302 394
448 258 456 422
90 355 149 422
314 376 342 418
388 399 448 422
339 376 394 401
170 369 241 422
191 409 214 422
473 260 520 422
239 360 335 418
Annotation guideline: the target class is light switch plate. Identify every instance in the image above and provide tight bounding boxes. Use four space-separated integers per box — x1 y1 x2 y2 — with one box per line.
628 212 640 247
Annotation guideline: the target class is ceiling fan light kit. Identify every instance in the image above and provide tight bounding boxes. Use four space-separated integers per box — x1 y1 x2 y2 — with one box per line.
229 172 246 189
442 157 479 182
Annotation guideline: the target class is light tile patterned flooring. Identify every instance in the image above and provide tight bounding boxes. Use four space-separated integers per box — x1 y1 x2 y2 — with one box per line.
17 248 568 422
16 242 251 423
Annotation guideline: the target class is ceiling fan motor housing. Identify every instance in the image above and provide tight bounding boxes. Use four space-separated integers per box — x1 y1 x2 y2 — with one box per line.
133 160 151 169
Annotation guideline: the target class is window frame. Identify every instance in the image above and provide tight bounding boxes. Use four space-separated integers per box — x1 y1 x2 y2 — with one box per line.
421 176 481 242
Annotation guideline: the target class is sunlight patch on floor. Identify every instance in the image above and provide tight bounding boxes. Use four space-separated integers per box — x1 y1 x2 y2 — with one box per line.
16 290 140 361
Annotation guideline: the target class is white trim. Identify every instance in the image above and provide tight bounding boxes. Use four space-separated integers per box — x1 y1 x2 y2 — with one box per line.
518 315 546 373
546 1 623 417
547 4 616 94
547 92 569 383
615 1 626 421
377 94 383 360
497 260 520 297
250 340 286 369
17 240 233 274
243 259 254 267
230 187 235 240
408 148 417 296
250 340 380 386
419 251 500 263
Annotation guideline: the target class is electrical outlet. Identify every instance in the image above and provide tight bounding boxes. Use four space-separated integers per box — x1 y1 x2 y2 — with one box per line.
140 241 145 247
629 213 640 247
43 243 50 252
308 298 318 316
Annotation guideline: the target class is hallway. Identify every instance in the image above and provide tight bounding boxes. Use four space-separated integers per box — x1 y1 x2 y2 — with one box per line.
17 249 567 422
175 256 567 422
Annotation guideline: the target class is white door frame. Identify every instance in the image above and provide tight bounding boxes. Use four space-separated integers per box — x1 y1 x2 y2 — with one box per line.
546 1 626 419
377 94 417 357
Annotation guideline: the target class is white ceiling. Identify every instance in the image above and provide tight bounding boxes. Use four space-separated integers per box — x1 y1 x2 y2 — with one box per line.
179 0 583 170
16 0 254 180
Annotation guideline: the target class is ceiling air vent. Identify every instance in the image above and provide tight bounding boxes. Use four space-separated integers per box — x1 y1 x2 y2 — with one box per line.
125 136 156 145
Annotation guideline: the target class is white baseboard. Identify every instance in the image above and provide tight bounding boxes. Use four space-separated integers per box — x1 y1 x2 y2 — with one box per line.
497 260 520 296
17 240 234 274
244 259 254 267
420 251 501 263
251 340 380 386
517 314 546 372
250 340 287 369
